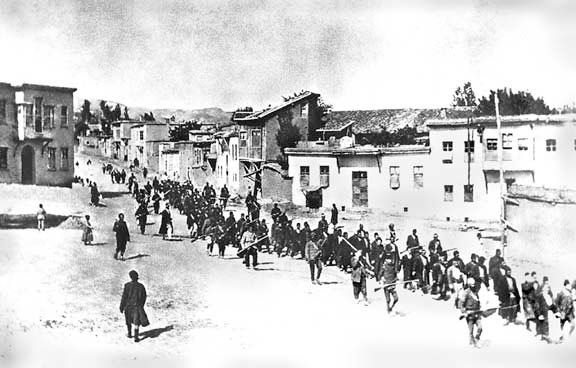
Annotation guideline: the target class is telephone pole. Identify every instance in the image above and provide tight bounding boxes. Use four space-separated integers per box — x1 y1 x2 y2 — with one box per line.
495 93 506 256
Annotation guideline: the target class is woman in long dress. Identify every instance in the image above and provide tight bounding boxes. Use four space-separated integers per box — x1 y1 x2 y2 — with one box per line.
82 215 94 245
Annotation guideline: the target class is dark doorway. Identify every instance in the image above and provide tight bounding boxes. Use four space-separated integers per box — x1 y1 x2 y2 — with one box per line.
305 189 322 209
352 171 368 207
21 145 35 184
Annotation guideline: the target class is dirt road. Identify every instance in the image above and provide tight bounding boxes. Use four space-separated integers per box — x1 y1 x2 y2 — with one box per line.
0 154 574 368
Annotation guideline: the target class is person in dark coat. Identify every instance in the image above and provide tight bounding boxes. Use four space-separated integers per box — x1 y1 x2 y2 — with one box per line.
113 213 130 260
220 185 230 208
497 267 521 324
330 204 338 225
488 249 504 285
406 229 420 250
533 280 552 343
90 182 100 206
159 203 173 239
521 272 536 331
135 201 148 235
152 190 161 214
120 270 149 342
270 203 282 222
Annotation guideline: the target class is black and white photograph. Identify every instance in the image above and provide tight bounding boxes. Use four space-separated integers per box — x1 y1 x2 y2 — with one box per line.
0 1 575 367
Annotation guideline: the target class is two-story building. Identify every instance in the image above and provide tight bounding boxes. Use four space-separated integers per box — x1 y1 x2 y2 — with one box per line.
129 123 170 172
173 130 215 185
213 131 240 195
426 113 576 220
231 91 322 201
0 82 76 187
111 119 140 161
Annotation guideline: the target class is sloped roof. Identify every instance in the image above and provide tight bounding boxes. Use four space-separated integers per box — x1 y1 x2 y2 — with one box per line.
323 108 472 134
233 91 319 122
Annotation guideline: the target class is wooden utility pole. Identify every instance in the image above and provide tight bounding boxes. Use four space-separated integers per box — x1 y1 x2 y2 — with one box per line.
495 93 506 255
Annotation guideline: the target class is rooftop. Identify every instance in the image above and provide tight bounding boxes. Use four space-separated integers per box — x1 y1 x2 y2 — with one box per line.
286 142 430 156
427 113 576 128
233 91 320 123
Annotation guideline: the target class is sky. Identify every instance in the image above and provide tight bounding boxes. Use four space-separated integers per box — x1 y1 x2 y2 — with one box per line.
1 0 575 111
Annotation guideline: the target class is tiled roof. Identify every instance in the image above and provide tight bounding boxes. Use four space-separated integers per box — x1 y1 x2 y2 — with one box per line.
322 108 473 134
234 91 319 122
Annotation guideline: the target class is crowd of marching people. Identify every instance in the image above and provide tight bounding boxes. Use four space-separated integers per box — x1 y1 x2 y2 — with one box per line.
80 159 575 347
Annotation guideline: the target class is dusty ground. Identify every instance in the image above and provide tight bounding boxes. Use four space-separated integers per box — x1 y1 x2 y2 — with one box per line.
0 153 575 368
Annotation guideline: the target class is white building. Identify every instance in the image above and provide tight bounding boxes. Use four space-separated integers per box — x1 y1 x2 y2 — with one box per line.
286 139 430 213
287 113 576 221
129 123 170 172
213 132 240 195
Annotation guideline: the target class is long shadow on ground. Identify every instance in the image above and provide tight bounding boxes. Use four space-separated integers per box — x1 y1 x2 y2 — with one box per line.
139 325 174 342
124 254 151 261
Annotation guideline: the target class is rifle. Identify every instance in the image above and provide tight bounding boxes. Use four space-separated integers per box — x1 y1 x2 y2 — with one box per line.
400 246 423 255
237 235 269 257
341 237 375 277
459 304 519 320
374 279 419 292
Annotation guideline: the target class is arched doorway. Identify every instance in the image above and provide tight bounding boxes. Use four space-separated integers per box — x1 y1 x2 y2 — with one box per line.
21 145 35 184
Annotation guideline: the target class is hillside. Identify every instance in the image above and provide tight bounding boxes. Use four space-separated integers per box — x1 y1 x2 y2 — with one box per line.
77 98 232 126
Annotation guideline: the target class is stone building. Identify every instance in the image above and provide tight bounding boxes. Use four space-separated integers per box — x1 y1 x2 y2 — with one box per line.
231 91 322 201
0 82 76 187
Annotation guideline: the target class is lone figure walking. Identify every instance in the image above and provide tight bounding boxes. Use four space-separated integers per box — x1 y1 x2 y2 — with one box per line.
113 213 130 260
120 270 149 342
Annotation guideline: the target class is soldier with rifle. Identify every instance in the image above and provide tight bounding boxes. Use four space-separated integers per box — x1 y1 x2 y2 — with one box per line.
379 244 400 313
459 278 483 346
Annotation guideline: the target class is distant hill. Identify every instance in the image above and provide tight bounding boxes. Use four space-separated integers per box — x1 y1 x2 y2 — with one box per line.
77 99 232 126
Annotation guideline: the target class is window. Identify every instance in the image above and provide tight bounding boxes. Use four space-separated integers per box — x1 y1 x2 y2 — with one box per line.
464 184 474 202
60 106 68 127
518 138 529 151
231 144 237 160
0 147 7 169
194 148 203 165
43 105 55 129
389 166 400 190
546 139 556 152
139 131 144 140
442 141 453 151
0 99 6 124
320 166 330 187
444 185 453 202
413 166 423 188
25 105 33 127
574 139 576 151
300 166 310 187
464 140 475 162
251 129 261 147
47 147 57 170
502 133 513 150
487 139 497 151
34 97 43 132
60 148 69 171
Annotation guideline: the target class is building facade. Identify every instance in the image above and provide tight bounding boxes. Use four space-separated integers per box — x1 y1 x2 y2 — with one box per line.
0 82 76 187
231 91 321 200
129 123 170 172
111 119 140 161
213 133 240 195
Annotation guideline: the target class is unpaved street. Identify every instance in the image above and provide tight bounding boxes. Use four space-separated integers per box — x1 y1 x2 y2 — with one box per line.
0 156 575 368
